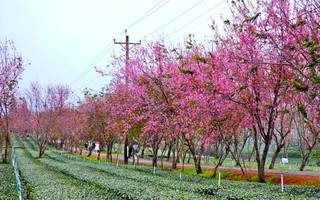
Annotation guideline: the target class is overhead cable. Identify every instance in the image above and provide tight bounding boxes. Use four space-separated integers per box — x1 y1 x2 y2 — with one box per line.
126 0 171 30
69 31 124 86
144 0 205 38
168 0 225 37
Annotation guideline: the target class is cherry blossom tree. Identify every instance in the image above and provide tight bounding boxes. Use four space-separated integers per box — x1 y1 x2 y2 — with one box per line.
268 103 294 169
25 82 71 157
94 0 319 182
0 39 25 163
9 97 31 136
208 0 320 182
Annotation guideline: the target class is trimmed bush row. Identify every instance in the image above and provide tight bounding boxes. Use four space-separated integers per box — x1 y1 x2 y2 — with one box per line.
13 135 320 200
0 164 18 200
47 143 320 200
31 151 212 199
15 137 119 199
20 137 212 199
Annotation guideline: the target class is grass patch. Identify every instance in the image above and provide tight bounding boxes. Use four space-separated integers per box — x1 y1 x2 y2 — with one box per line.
180 168 197 175
250 175 259 182
266 176 278 184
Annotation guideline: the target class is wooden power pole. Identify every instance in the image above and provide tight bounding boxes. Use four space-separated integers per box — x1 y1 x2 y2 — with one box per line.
114 30 141 164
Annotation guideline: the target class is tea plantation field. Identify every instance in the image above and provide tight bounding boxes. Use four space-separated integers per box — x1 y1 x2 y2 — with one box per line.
0 163 18 199
3 135 320 200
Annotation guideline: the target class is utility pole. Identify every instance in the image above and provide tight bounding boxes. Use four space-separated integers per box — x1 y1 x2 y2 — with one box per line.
114 30 141 164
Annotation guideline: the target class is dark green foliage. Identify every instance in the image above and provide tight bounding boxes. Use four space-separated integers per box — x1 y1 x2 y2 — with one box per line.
312 75 320 84
249 66 258 73
0 164 18 199
239 85 247 91
297 103 307 118
195 188 219 196
279 109 290 114
180 68 194 75
303 41 314 48
310 92 317 99
195 54 208 63
292 78 309 92
309 46 319 54
243 12 261 23
290 20 306 29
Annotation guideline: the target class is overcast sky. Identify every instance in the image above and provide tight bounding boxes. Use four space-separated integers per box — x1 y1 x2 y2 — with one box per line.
0 0 229 98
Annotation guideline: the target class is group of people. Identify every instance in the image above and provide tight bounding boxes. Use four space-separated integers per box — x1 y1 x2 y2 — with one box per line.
84 141 100 153
83 141 139 157
129 143 139 160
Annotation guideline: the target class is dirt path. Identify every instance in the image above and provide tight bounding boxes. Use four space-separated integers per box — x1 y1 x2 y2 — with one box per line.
79 149 320 185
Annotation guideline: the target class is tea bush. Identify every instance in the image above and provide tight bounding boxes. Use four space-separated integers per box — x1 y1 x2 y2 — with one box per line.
6 135 320 200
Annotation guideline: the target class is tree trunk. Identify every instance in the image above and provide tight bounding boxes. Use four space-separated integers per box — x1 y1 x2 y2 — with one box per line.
269 143 284 169
97 149 101 161
124 136 128 164
116 141 121 165
141 141 147 158
106 142 114 163
181 150 188 171
195 157 202 174
205 144 211 165
151 134 160 167
183 134 204 174
253 126 271 183
188 143 203 174
213 143 219 159
187 151 191 163
106 147 112 162
39 146 45 158
257 160 265 182
247 145 254 162
152 147 158 167
160 143 167 168
167 142 172 161
171 139 177 169
176 153 180 164
300 149 313 171
3 112 10 164
4 132 9 163
283 144 289 158
212 143 229 178
87 146 93 157
257 142 271 183
38 139 47 158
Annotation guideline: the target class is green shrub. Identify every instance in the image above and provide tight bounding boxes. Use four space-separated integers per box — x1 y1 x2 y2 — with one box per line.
0 164 18 199
7 134 320 200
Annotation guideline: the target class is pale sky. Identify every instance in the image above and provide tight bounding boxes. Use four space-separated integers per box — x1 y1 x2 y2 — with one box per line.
0 0 229 98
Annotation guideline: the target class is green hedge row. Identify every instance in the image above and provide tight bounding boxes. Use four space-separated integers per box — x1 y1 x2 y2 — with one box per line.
0 163 18 200
10 135 320 200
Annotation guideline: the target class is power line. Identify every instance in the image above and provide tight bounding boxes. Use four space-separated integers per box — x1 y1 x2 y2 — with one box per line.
144 0 205 38
69 0 172 87
69 42 111 85
126 0 171 30
184 4 228 34
70 0 170 85
69 1 171 90
168 0 226 37
69 31 124 86
73 74 105 94
69 1 172 88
